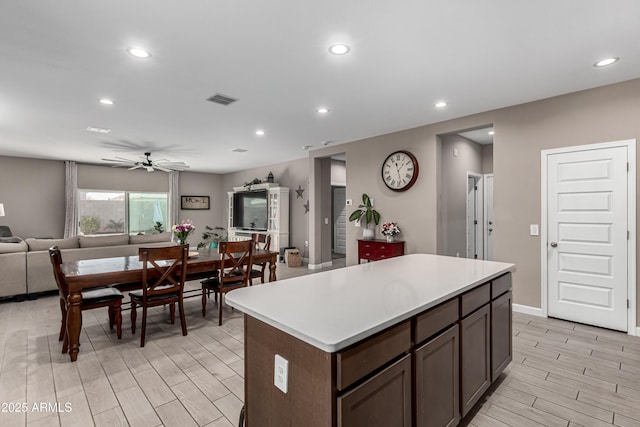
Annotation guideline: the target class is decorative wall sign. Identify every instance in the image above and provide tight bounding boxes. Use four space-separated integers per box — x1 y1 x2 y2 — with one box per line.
303 200 309 213
181 195 210 210
296 185 305 199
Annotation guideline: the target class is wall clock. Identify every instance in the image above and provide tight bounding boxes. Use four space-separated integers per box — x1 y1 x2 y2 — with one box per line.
381 150 419 192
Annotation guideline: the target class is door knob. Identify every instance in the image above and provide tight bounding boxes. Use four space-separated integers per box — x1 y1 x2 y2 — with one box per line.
550 242 558 247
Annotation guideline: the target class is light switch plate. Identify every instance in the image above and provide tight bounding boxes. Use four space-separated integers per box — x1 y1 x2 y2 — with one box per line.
274 354 288 393
355 219 361 227
346 199 353 206
530 224 539 236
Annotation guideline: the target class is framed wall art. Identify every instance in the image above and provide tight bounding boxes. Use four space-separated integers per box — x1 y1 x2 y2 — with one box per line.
181 195 210 210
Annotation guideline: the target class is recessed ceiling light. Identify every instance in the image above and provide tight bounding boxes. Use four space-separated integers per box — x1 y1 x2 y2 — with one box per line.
488 131 495 135
316 107 330 114
322 140 332 146
434 101 448 108
127 47 152 58
302 145 311 150
329 44 350 55
594 57 619 67
255 129 265 136
86 126 111 134
99 98 114 105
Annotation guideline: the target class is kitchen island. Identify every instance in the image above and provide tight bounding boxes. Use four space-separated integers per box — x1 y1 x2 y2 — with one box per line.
227 254 515 427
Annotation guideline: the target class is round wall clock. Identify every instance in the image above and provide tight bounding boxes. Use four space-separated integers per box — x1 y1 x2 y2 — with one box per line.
381 150 419 192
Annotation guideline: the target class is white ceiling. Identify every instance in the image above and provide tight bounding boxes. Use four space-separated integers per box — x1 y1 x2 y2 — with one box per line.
1 1 639 173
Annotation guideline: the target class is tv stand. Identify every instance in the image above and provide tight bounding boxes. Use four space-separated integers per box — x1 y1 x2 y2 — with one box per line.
227 185 290 254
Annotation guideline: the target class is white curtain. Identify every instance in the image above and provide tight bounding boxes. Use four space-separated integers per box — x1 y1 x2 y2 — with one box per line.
168 171 180 238
63 160 78 238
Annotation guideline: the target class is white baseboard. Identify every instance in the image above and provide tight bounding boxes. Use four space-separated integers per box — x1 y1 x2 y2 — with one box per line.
306 261 333 270
512 304 545 317
512 305 640 336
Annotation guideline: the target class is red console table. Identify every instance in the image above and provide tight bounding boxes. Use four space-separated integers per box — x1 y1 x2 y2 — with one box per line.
357 239 405 263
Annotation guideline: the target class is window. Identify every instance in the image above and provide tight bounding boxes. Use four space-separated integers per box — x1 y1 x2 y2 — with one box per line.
78 190 168 235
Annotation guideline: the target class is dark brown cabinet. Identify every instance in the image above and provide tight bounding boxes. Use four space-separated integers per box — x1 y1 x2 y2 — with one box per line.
415 324 460 427
357 239 405 263
338 355 412 427
460 304 491 417
491 290 512 381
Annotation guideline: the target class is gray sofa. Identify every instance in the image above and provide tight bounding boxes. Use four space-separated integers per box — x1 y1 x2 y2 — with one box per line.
0 232 173 298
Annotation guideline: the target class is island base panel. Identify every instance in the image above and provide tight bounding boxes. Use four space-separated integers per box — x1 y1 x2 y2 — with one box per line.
245 315 334 427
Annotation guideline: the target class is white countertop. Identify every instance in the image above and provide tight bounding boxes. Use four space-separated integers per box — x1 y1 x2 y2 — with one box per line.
226 253 515 352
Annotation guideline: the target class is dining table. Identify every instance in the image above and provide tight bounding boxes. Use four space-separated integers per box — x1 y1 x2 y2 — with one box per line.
61 248 279 362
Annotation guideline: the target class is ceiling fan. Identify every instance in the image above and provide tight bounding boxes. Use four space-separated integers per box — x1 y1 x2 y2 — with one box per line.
101 152 190 172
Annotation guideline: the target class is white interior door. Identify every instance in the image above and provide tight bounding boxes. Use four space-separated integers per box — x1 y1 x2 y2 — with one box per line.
547 146 628 331
333 187 346 255
466 174 483 259
484 174 494 261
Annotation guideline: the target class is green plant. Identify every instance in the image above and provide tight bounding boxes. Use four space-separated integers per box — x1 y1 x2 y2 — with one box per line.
79 216 101 235
153 221 164 233
348 193 380 227
197 226 227 249
105 219 124 232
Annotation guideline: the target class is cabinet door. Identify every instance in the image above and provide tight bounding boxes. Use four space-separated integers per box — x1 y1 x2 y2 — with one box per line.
491 290 512 381
338 355 412 427
460 304 491 417
415 324 460 427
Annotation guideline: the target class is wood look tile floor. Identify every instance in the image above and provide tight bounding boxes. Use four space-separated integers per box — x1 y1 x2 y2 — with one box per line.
1 260 639 427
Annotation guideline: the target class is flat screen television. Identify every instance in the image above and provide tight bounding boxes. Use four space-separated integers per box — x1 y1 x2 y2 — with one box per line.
232 190 268 231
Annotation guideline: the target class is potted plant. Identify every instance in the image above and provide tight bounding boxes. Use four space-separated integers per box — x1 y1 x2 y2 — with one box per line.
197 226 227 250
348 193 380 240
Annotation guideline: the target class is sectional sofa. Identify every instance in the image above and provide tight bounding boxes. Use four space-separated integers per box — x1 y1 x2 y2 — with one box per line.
0 232 173 298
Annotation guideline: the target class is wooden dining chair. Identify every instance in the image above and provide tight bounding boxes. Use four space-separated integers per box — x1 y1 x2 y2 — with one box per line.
201 239 253 325
249 233 271 285
49 246 123 354
130 244 189 347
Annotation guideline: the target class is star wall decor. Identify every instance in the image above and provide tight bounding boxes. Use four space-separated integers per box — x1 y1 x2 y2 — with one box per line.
303 200 309 214
295 185 304 199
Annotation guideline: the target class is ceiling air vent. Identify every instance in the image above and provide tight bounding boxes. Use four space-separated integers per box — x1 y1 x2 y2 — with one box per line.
232 148 248 153
206 93 238 106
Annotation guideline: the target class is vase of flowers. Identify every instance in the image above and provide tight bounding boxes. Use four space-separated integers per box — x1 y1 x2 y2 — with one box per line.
381 221 400 242
173 220 195 245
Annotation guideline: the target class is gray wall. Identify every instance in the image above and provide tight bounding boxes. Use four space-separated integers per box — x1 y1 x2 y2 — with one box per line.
0 160 224 247
177 171 225 247
310 77 640 327
0 157 65 238
3 77 640 327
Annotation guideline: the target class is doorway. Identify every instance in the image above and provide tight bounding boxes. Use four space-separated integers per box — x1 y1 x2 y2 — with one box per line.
484 174 494 261
333 186 346 256
542 140 636 333
466 173 483 259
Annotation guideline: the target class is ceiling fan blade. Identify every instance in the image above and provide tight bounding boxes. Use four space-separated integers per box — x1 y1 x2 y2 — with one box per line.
158 161 187 166
128 165 143 170
154 165 172 172
101 157 135 163
145 166 155 172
